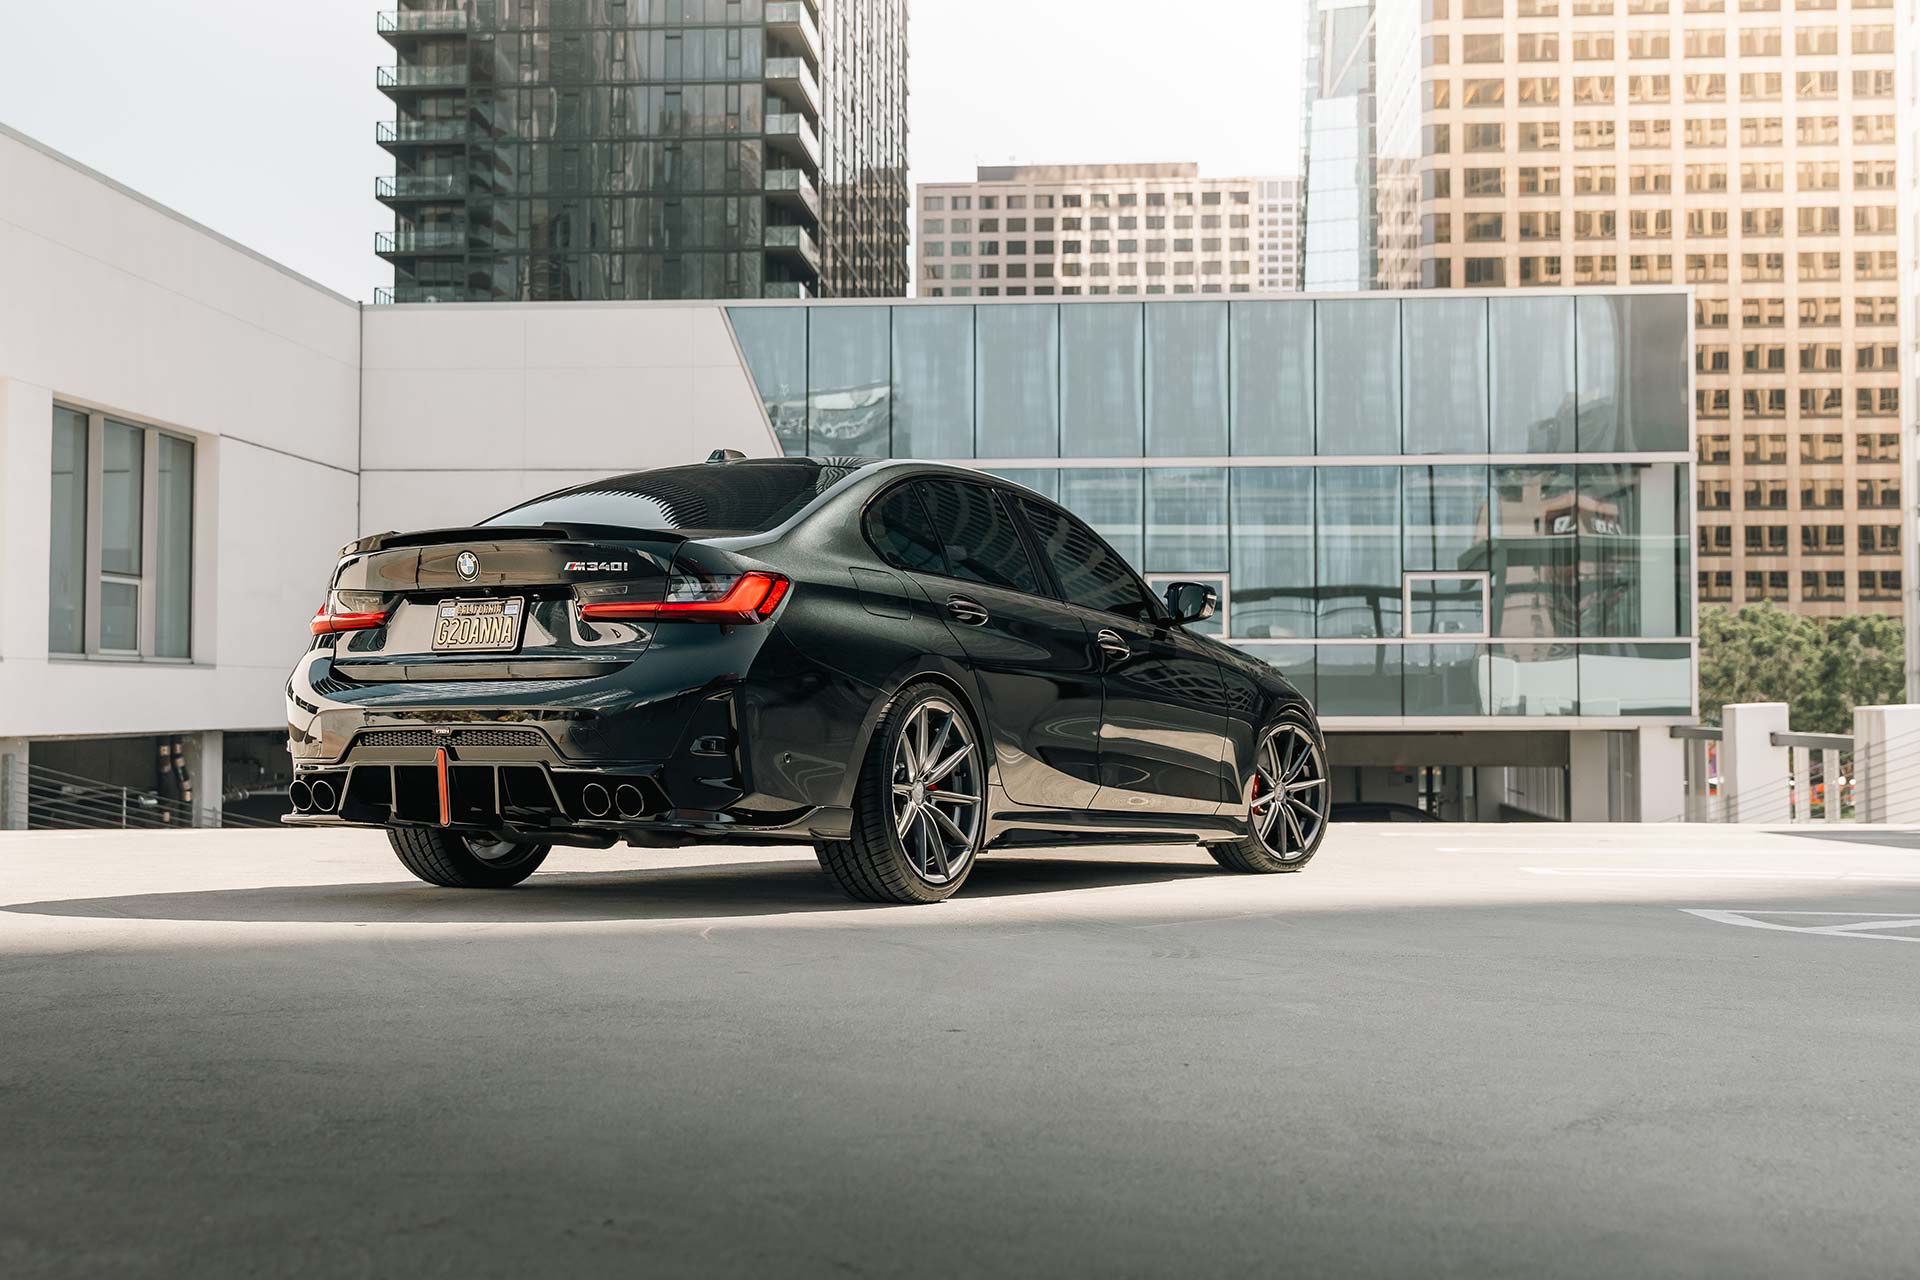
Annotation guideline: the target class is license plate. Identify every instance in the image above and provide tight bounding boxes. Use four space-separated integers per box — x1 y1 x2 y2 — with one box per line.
432 597 524 653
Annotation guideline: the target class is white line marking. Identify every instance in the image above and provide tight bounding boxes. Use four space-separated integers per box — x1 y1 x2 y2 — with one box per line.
1523 867 1920 882
1682 909 1920 942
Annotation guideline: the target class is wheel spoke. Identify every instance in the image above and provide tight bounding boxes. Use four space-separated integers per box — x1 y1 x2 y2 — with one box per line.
925 743 974 784
1286 776 1326 794
921 813 947 877
1283 804 1306 852
924 713 953 775
929 806 969 849
934 792 980 808
916 710 931 779
1250 791 1279 811
892 782 916 798
896 798 921 840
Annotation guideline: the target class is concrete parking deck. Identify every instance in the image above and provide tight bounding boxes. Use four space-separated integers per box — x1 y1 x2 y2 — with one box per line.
3 825 1918 1278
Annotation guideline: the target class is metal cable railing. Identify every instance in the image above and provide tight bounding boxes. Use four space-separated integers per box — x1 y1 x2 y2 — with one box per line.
0 761 284 832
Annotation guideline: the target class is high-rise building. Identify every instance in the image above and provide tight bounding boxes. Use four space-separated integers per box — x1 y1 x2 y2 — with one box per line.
1900 0 1919 690
375 0 908 303
1257 178 1305 291
1299 0 1379 289
914 164 1296 299
1346 0 1904 620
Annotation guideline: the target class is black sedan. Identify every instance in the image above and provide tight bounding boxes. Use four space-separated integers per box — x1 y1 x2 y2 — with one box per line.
285 455 1329 904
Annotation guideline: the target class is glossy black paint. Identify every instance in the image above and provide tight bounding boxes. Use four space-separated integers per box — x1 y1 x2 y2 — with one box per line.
284 458 1319 853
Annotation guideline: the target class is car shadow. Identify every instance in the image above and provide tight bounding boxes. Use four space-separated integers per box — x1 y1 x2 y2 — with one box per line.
1 854 1220 925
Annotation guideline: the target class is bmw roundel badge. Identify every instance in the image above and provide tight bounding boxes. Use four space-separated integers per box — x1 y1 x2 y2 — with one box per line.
457 551 479 581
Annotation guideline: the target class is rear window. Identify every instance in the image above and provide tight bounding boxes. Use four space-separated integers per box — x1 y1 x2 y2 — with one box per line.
486 461 860 535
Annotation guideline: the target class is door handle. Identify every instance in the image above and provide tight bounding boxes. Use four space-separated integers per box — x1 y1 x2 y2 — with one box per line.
946 596 990 626
1095 628 1131 663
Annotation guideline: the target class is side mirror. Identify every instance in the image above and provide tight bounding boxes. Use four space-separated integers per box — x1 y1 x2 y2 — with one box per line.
1164 581 1217 626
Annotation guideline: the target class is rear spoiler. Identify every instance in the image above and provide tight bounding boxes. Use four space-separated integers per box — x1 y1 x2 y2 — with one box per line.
342 523 686 557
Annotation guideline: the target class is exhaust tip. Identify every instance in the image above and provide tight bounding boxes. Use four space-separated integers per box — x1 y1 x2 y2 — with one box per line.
310 778 337 812
289 780 312 812
613 783 646 818
581 782 612 818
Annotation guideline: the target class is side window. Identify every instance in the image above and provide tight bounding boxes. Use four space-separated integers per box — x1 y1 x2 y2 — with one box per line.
865 484 948 575
1018 498 1158 621
918 479 1043 595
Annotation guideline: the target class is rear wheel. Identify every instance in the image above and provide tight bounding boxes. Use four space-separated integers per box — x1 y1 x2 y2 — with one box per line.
387 828 550 888
816 684 985 905
1208 714 1329 873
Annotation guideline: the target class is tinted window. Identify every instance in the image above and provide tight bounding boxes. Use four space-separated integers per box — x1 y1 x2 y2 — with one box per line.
1018 498 1157 621
485 460 864 534
918 480 1042 595
865 484 947 575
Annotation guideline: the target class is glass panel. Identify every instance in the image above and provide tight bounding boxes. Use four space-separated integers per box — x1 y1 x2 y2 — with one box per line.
1237 643 1315 705
981 467 1058 501
1488 642 1579 715
1230 301 1314 455
1146 301 1228 455
726 306 807 453
891 306 974 459
1317 466 1402 637
1490 296 1577 452
100 580 138 653
1577 462 1689 637
1230 469 1316 639
101 421 143 578
1059 468 1144 570
1490 465 1578 637
1146 467 1227 572
154 434 193 660
1408 578 1487 636
1576 294 1690 451
1404 644 1490 714
1402 298 1489 453
1316 643 1403 715
976 304 1059 457
1315 300 1401 454
807 306 890 455
48 407 88 654
1578 643 1692 715
1019 498 1157 621
1404 465 1489 571
1060 302 1143 456
916 479 1042 594
864 483 947 575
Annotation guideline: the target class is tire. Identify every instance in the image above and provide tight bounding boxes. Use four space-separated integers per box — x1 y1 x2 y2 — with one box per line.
387 827 551 888
1207 710 1329 874
815 683 986 905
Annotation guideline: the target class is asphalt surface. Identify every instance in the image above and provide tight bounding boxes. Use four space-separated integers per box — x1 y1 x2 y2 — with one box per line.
2 823 1918 1279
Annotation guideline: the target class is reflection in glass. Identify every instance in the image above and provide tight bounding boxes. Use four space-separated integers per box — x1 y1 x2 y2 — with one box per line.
1317 466 1402 637
1058 468 1143 568
102 421 144 578
155 434 194 660
807 306 890 455
1316 300 1401 454
1487 642 1578 715
1230 469 1316 639
48 407 87 654
1404 465 1489 571
1402 297 1488 453
1490 296 1576 452
1230 301 1314 455
1578 643 1691 715
1240 643 1315 705
1576 463 1689 637
1576 294 1689 452
1489 465 1578 637
983 467 1058 501
1408 578 1487 636
100 580 138 653
1404 644 1489 714
1147 302 1227 455
1146 468 1227 572
892 306 974 458
1061 302 1143 456
1316 644 1403 715
727 306 807 453
976 304 1060 457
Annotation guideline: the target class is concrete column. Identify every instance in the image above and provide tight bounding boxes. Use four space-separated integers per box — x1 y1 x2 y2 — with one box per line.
1637 726 1686 824
0 737 27 830
1851 705 1920 824
1721 703 1791 824
1568 731 1613 822
188 730 224 829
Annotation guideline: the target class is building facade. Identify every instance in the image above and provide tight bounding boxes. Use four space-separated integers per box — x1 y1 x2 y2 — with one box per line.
1900 0 1920 693
1351 0 1903 620
1300 0 1380 289
913 164 1294 299
375 0 908 303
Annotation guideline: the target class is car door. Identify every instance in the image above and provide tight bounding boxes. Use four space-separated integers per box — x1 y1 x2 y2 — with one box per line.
889 478 1103 810
1013 497 1233 817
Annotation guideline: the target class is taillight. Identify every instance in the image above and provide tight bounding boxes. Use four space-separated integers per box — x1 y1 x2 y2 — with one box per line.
579 572 790 624
310 590 390 635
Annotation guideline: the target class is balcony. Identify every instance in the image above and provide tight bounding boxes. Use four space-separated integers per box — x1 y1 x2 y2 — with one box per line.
377 9 469 39
376 64 468 91
375 229 465 257
374 284 470 304
376 119 467 147
765 224 822 273
765 168 821 220
764 2 822 67
375 174 463 202
764 113 820 171
762 281 815 300
765 57 822 121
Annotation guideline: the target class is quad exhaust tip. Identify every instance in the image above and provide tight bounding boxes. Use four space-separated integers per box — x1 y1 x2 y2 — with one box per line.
289 780 312 812
580 782 612 818
613 783 646 818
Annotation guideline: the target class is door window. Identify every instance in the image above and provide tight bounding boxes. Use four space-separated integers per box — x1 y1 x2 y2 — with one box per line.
864 484 948 575
1017 497 1158 621
918 479 1043 595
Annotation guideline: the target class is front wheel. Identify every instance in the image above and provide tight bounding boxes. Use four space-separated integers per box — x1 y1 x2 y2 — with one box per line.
387 828 550 888
1208 714 1329 873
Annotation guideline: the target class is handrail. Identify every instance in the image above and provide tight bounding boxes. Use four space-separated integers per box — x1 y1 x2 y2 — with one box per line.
1772 731 1853 750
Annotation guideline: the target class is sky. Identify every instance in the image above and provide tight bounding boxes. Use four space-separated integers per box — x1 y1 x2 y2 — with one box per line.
0 0 1305 303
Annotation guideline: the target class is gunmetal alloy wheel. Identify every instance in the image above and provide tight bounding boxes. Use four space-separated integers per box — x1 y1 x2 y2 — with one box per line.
889 696 982 886
1251 722 1329 862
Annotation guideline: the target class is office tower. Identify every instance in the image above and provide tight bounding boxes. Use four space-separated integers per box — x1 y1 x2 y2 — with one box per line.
1258 177 1306 291
375 0 908 302
1300 0 1379 289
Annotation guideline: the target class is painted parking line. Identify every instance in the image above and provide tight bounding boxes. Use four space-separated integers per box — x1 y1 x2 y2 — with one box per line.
1521 867 1920 882
1682 910 1920 943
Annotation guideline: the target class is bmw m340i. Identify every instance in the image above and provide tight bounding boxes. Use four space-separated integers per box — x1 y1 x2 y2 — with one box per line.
285 454 1329 903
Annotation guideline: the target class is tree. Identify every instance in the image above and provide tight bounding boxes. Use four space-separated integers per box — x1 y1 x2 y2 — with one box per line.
1698 605 1905 735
